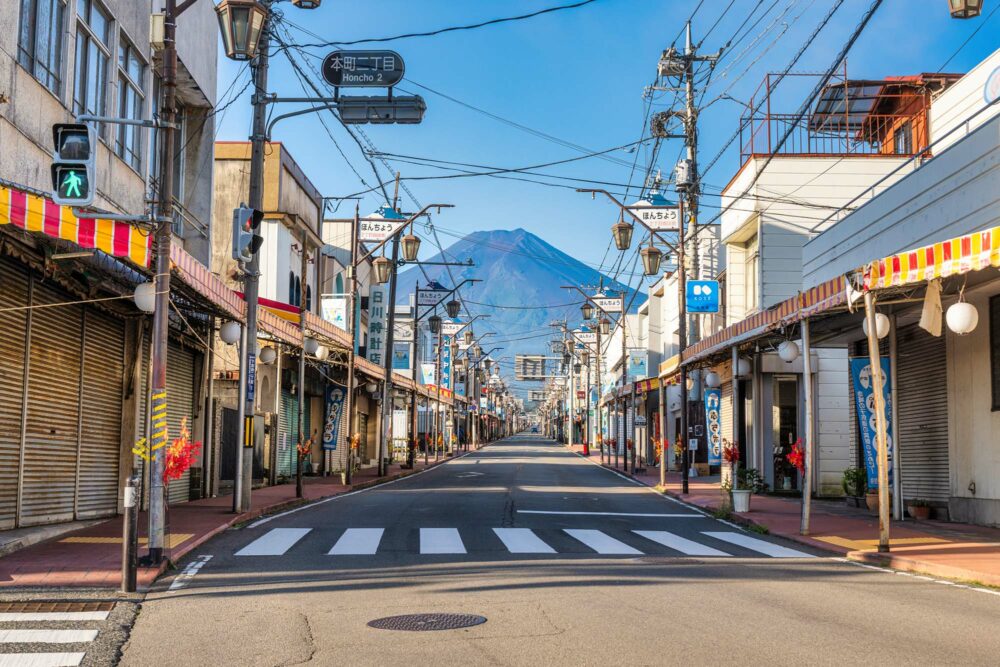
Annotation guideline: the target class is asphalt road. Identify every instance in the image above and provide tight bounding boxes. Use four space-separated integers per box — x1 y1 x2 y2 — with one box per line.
120 436 1000 667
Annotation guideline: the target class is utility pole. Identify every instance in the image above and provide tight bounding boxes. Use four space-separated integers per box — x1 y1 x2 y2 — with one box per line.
377 175 402 477
146 0 180 565
235 4 272 512
343 205 359 484
620 311 628 473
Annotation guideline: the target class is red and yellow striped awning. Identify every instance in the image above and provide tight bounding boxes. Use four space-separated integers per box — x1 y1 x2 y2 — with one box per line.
865 225 1000 290
0 184 152 267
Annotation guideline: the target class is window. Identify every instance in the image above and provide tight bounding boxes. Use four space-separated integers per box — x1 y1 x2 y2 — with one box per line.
991 296 1000 411
893 120 913 155
18 0 67 94
115 36 146 171
73 0 111 127
744 234 759 312
288 272 295 305
305 285 312 312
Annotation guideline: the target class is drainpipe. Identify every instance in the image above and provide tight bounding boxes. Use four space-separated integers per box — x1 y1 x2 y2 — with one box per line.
801 319 814 535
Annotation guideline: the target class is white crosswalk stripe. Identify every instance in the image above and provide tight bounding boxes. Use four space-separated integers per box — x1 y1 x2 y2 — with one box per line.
329 528 385 555
702 532 816 558
634 530 731 557
236 526 815 559
420 528 466 554
564 529 642 555
0 653 87 666
493 528 556 553
236 528 311 556
0 630 97 644
0 608 112 667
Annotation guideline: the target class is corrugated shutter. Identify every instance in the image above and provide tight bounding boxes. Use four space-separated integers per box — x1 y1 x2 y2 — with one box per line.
722 380 733 445
0 259 29 529
76 309 124 518
279 390 297 478
20 281 83 526
896 324 949 502
166 342 196 505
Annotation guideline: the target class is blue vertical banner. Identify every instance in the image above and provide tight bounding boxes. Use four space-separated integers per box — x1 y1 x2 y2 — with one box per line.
322 383 347 451
704 388 722 465
441 335 452 391
849 356 894 489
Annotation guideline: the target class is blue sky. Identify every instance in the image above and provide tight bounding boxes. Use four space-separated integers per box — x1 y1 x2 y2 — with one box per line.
215 0 998 287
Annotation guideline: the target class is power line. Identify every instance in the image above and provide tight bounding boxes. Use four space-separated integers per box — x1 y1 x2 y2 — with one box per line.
283 0 601 49
937 1 1000 72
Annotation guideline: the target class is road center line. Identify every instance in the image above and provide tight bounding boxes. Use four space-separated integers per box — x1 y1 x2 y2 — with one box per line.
517 510 699 518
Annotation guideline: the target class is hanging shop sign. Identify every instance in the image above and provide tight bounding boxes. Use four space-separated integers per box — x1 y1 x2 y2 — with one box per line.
441 336 453 391
366 285 387 365
322 383 347 451
704 387 722 465
849 356 894 490
686 280 720 313
392 342 411 370
627 349 648 381
321 293 349 331
394 317 414 342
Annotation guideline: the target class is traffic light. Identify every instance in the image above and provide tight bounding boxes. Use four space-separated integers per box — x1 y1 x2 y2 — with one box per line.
231 205 264 263
51 123 96 206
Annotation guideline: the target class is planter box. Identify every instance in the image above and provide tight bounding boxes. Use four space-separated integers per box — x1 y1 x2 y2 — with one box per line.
732 489 751 513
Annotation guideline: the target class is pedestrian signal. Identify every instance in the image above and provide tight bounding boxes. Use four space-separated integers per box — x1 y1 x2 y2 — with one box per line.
231 205 264 263
51 124 96 206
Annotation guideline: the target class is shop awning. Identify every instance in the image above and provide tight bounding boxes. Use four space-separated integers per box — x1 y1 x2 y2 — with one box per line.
864 225 1000 290
1 184 152 267
634 377 660 394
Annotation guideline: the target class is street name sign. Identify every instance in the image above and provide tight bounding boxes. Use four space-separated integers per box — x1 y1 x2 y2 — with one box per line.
322 50 405 88
572 329 597 344
441 320 465 335
627 203 680 231
416 288 449 307
592 296 623 313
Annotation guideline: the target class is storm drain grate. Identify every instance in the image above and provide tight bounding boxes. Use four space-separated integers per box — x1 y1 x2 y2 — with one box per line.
368 613 487 632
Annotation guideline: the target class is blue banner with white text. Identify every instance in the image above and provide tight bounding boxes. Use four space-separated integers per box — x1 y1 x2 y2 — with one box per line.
704 388 722 465
849 356 894 489
322 383 347 451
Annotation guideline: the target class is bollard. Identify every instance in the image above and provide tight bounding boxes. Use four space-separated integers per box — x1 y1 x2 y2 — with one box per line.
121 473 139 593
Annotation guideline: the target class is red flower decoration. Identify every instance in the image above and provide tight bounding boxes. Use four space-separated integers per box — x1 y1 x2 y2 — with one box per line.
787 438 805 474
164 418 202 484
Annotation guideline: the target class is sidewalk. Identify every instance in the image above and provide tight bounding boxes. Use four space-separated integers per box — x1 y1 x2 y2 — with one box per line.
0 450 466 591
565 443 1000 588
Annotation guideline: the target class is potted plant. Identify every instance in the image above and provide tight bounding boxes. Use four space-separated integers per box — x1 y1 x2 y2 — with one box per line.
730 467 763 513
841 467 866 507
906 498 932 520
786 438 805 490
866 488 881 514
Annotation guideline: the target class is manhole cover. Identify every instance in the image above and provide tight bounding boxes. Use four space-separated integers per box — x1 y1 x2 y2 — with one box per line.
368 613 487 632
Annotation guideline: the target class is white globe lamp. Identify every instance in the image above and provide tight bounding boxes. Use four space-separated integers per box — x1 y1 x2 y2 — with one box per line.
315 345 330 361
303 336 319 356
133 282 156 313
736 357 752 378
219 320 241 345
946 301 978 335
778 340 800 363
862 312 891 339
259 346 277 364
704 371 721 388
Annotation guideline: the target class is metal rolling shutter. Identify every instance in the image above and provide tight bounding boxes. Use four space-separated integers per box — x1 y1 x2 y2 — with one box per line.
722 380 733 446
896 325 950 502
20 281 83 526
76 309 125 518
0 259 29 529
166 341 196 505
279 390 297 478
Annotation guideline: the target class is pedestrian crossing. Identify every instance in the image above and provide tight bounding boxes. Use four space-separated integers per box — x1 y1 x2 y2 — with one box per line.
234 527 815 559
0 609 109 667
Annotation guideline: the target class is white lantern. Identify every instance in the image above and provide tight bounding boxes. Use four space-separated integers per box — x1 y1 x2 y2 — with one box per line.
220 320 241 345
365 381 378 393
133 282 156 313
945 301 979 335
667 384 683 411
862 312 891 339
303 336 319 356
315 345 330 361
704 371 721 388
778 340 800 363
736 357 752 378
259 345 277 364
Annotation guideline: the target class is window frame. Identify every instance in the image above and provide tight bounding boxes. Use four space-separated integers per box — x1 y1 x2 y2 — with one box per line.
73 0 112 134
114 33 147 172
17 0 67 96
743 234 759 313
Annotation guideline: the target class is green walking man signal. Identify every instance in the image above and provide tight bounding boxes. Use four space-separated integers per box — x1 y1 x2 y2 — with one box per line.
51 123 96 207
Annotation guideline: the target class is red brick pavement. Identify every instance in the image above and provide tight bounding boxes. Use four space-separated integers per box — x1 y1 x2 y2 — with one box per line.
565 442 1000 588
0 449 468 591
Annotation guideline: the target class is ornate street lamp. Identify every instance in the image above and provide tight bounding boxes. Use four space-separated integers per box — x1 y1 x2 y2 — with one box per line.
446 299 461 318
574 363 582 374
372 256 393 284
581 350 590 365
401 233 421 262
291 0 321 8
611 212 633 251
600 318 611 336
581 302 594 321
640 243 663 276
428 314 442 334
215 0 267 61
464 329 474 346
948 0 982 18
